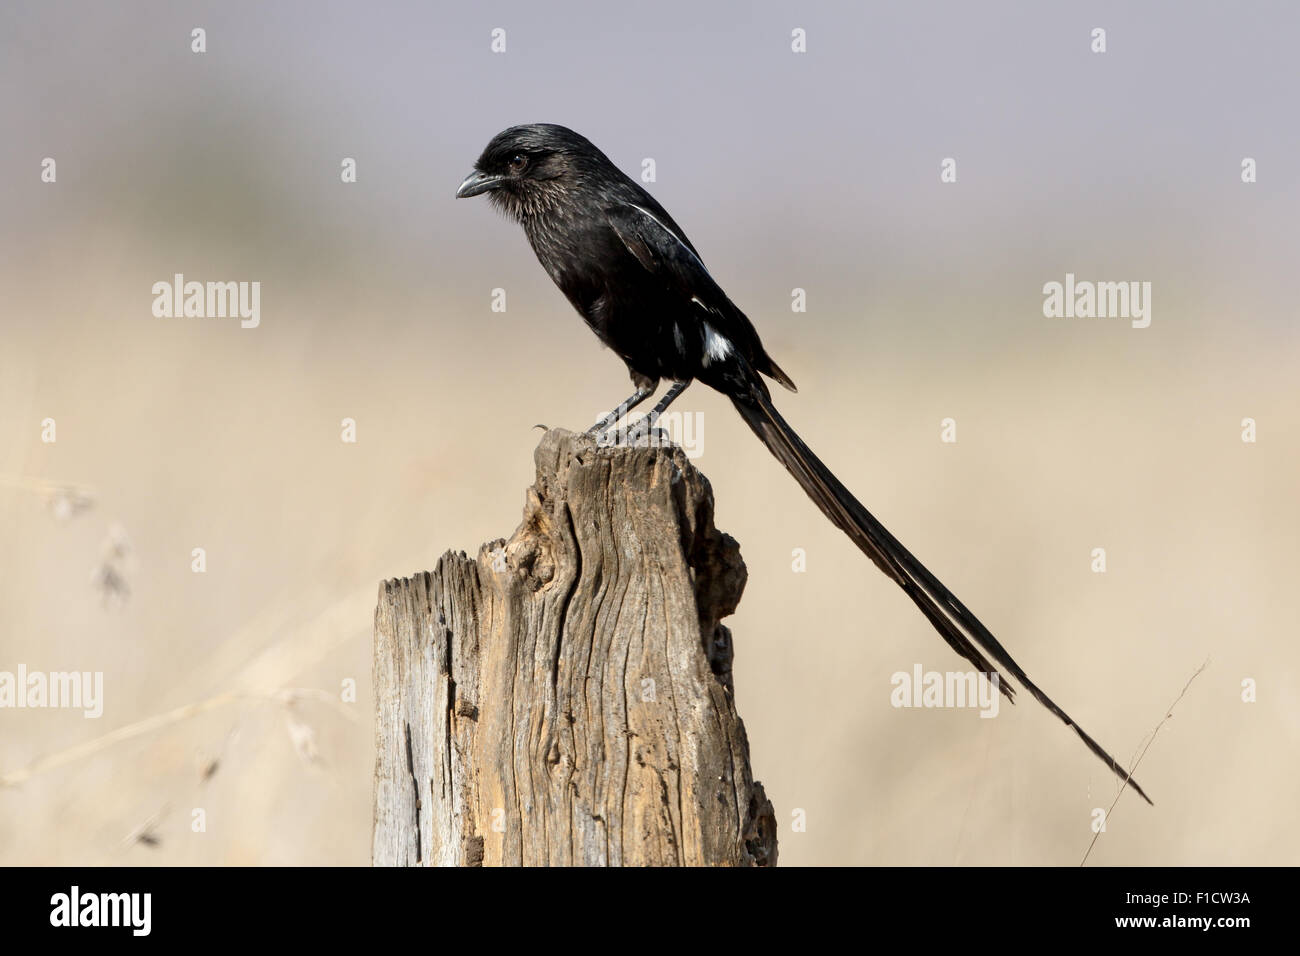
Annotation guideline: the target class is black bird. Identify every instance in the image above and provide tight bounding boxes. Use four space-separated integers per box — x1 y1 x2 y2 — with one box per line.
457 123 1151 804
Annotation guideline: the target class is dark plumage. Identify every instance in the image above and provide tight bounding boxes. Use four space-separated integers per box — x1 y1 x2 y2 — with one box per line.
457 122 1152 804
459 124 794 397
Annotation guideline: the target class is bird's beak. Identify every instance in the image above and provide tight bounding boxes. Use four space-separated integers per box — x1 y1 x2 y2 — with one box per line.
456 170 505 199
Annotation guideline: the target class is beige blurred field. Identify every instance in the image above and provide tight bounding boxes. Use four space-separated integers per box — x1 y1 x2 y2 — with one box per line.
3 278 1297 866
2 1 1298 866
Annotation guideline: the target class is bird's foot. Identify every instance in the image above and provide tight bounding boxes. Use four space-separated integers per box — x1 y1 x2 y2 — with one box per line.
585 418 617 447
584 413 669 448
617 414 671 447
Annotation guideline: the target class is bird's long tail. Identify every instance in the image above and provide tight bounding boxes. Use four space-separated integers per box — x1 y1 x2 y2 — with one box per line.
730 384 1152 804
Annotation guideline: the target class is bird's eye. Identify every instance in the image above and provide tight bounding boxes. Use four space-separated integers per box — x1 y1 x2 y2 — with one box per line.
508 154 528 173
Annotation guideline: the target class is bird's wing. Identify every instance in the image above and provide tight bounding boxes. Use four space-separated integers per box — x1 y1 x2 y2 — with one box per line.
604 199 797 392
604 200 752 341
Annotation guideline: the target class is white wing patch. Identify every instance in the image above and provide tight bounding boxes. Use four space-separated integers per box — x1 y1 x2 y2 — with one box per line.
702 322 733 363
692 300 733 362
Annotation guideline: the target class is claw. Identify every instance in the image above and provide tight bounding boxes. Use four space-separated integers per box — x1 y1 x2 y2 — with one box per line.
618 414 664 446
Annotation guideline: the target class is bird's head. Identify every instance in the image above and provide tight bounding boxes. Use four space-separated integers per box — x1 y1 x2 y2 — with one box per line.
455 123 607 219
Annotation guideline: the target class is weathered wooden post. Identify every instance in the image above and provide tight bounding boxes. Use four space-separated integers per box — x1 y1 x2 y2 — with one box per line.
372 429 777 866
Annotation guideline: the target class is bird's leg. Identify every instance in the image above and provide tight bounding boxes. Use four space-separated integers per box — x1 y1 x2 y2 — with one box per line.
585 385 656 440
622 381 690 445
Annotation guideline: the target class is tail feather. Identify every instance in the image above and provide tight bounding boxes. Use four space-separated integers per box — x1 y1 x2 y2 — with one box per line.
730 385 1153 805
761 355 798 393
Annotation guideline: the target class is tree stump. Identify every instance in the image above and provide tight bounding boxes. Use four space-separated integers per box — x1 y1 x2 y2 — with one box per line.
372 428 777 866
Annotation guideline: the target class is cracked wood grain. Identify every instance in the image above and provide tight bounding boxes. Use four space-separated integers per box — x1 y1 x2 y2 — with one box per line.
373 428 777 867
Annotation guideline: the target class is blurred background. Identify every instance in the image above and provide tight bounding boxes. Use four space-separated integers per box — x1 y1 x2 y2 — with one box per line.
1 0 1297 865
